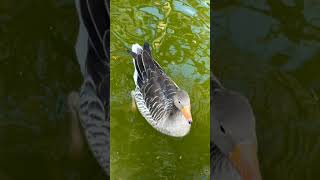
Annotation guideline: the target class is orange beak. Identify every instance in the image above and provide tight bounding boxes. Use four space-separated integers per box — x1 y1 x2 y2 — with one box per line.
181 106 192 124
229 144 262 180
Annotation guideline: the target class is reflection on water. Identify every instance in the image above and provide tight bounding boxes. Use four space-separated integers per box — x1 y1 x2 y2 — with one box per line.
110 0 210 179
0 0 105 179
213 0 320 179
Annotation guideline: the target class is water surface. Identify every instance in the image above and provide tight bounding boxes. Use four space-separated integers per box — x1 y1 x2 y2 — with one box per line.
213 0 320 179
0 0 106 179
110 0 210 179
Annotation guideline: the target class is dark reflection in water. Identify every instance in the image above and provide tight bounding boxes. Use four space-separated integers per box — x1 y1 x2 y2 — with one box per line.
0 0 105 179
213 0 320 179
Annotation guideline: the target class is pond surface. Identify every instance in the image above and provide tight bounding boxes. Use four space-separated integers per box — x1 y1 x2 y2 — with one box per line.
110 0 210 179
213 0 320 179
0 0 106 179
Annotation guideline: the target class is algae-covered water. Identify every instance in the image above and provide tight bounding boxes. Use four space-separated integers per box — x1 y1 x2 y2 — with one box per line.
213 1 320 179
110 0 210 179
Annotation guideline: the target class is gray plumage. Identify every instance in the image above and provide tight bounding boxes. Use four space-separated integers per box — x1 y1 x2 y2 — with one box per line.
130 43 191 137
211 144 241 180
132 43 176 121
211 74 260 180
74 0 109 175
78 76 109 175
211 75 240 179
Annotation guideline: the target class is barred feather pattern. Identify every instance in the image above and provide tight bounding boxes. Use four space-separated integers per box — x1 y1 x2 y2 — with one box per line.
75 0 109 175
131 43 191 137
134 67 177 122
134 89 156 125
78 76 109 175
133 88 174 136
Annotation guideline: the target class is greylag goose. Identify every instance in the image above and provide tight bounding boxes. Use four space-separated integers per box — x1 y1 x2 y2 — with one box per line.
211 74 262 180
129 43 192 137
68 0 109 176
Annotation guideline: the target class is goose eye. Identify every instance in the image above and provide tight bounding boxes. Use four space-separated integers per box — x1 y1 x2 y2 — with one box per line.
220 125 226 134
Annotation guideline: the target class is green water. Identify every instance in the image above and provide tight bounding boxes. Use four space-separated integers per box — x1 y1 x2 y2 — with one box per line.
0 0 105 179
213 1 320 179
110 0 210 179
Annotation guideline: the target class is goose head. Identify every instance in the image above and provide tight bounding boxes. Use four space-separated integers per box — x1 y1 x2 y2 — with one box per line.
173 90 192 124
212 90 262 180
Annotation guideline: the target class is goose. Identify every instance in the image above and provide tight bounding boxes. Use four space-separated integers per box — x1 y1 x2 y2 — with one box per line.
211 74 262 180
129 43 192 137
67 0 109 176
